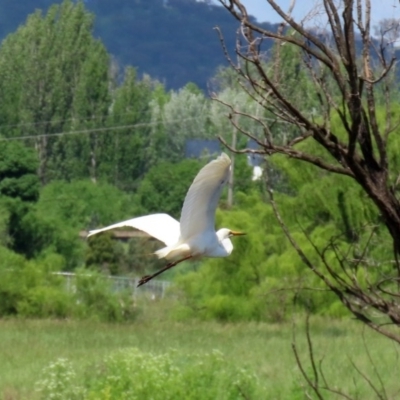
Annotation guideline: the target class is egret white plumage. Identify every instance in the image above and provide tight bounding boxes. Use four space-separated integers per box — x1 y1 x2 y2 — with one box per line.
87 152 245 286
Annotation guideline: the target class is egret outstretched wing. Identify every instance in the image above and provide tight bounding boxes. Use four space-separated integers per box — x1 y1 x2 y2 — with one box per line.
87 213 180 246
179 153 231 241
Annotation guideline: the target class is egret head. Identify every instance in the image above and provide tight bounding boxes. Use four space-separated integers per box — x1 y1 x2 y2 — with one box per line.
216 228 246 256
216 228 246 240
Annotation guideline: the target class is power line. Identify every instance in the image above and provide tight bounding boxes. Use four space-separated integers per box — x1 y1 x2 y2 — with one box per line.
0 93 212 130
0 117 203 142
0 109 164 130
0 114 110 130
0 111 280 142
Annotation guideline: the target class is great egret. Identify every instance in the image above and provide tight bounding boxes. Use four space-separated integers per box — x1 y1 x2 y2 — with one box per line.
87 152 245 286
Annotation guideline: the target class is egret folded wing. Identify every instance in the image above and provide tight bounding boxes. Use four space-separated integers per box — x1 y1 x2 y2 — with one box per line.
87 213 180 246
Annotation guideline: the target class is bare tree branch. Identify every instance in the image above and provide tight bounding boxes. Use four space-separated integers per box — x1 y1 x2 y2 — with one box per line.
216 0 400 395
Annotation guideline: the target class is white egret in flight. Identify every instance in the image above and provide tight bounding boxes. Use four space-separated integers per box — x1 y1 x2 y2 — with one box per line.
87 153 245 286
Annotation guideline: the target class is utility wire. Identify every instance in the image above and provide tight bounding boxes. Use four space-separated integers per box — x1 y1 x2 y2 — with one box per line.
0 110 156 129
0 117 203 142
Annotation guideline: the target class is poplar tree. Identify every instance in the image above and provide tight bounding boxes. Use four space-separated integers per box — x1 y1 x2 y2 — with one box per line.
0 0 110 183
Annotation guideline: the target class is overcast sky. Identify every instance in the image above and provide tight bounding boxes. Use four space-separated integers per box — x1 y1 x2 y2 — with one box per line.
224 1 400 27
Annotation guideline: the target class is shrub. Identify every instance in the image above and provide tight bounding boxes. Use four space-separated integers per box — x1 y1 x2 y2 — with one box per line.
17 286 73 318
73 268 137 322
35 349 262 399
175 190 353 322
35 358 84 400
0 247 28 315
0 247 138 321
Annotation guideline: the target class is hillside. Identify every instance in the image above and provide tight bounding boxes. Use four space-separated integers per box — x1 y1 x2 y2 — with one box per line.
0 0 279 90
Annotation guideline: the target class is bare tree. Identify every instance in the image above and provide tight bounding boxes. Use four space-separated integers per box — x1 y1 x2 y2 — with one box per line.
215 0 400 343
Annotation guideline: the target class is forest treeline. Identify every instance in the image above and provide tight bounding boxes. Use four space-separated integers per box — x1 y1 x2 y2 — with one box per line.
2 1 396 91
0 0 399 323
0 0 279 90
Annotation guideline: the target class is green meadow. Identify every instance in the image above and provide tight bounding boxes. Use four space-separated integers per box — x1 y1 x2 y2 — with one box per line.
1 303 399 399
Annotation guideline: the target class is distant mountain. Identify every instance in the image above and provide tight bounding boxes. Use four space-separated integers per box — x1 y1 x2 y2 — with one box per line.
0 0 279 90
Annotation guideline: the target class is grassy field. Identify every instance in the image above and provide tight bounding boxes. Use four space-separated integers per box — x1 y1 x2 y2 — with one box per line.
0 302 399 399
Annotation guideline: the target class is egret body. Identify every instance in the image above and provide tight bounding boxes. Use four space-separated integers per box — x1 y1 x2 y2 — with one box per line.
87 153 245 286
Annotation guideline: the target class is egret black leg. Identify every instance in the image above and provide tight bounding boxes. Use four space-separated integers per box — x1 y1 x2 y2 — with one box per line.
137 255 192 287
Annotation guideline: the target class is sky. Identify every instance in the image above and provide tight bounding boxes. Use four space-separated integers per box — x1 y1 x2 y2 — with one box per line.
222 0 400 26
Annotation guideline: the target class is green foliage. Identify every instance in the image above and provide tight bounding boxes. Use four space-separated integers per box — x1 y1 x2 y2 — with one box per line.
25 179 139 268
0 0 397 329
0 247 69 317
102 67 154 191
136 152 256 222
0 0 110 183
149 84 213 165
0 0 170 186
176 191 284 322
232 154 257 196
0 141 39 201
0 202 10 247
0 246 137 321
35 358 83 400
86 233 123 275
18 285 73 319
136 158 203 218
175 155 389 322
36 349 261 400
37 180 137 229
0 317 398 399
0 141 41 256
73 268 137 322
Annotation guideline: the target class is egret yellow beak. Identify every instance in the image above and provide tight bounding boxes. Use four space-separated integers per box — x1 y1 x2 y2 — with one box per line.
230 230 246 236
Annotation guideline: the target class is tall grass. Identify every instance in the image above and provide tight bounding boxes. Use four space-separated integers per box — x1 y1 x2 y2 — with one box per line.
0 302 399 399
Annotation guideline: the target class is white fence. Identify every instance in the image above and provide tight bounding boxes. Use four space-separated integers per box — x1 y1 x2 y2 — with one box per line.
54 272 172 299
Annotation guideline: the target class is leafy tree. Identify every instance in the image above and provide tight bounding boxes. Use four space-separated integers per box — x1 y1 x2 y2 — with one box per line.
0 0 281 91
175 192 270 322
175 153 386 322
0 142 40 256
0 142 39 202
0 247 66 317
146 84 171 167
149 84 212 164
102 68 154 190
23 180 139 269
0 1 166 188
0 0 110 183
36 180 138 230
51 21 111 183
136 159 203 219
86 233 123 275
